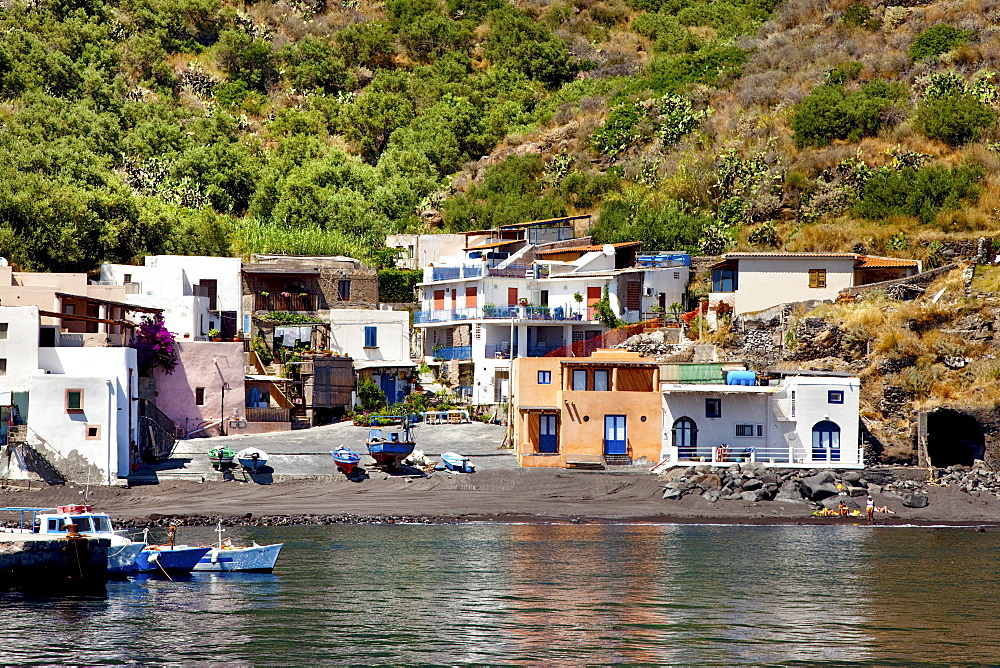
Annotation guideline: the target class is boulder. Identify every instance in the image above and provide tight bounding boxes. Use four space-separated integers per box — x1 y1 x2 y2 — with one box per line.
901 493 929 508
742 478 763 491
663 488 684 500
846 486 867 497
740 462 766 477
740 491 759 502
760 473 778 486
800 471 840 501
702 490 721 503
774 481 807 503
693 474 722 491
841 470 862 484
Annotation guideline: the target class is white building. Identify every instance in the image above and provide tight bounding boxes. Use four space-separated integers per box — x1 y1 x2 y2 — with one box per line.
329 309 415 406
415 218 691 404
385 234 467 271
0 306 139 485
99 256 244 340
709 252 921 315
661 370 862 468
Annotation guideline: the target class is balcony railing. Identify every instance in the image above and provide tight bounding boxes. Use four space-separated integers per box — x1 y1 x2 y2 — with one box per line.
429 265 487 282
433 346 472 361
415 305 597 324
255 292 319 312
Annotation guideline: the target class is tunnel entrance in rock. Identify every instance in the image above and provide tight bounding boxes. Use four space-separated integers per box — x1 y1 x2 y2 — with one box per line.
926 409 985 467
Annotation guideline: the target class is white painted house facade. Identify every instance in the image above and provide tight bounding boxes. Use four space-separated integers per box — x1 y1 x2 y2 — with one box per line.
329 309 415 405
710 252 921 315
661 373 862 468
414 219 690 404
0 306 139 485
100 255 244 340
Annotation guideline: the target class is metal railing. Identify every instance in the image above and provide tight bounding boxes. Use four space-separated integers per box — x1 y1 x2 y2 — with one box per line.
415 305 596 323
433 346 472 361
255 292 319 312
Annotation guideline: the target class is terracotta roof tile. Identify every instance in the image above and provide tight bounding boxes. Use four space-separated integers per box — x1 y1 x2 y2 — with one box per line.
854 255 920 269
536 241 641 256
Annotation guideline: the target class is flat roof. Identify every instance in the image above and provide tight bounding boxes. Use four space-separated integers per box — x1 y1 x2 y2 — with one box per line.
55 292 162 313
561 359 657 367
536 241 641 257
661 383 776 393
242 265 321 275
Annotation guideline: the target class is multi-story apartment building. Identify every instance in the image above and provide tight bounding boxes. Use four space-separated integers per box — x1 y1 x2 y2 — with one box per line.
413 217 691 404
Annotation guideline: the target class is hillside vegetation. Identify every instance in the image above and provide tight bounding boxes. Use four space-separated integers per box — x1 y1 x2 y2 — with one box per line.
1 0 999 272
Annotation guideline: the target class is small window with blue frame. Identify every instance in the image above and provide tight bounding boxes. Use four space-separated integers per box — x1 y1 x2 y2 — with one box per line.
706 398 721 418
537 370 551 384
828 390 844 404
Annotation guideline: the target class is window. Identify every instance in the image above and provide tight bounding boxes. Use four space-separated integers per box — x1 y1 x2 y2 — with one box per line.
338 280 351 301
195 387 205 406
66 389 83 412
705 398 721 418
0 323 7 340
626 282 641 310
85 425 101 440
537 370 551 384
808 269 827 288
572 369 588 391
736 424 763 437
364 326 378 348
828 390 844 404
594 369 609 391
123 273 132 283
0 359 5 376
712 268 737 292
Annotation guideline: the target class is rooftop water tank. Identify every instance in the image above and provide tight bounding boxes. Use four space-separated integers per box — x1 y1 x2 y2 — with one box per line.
726 370 756 386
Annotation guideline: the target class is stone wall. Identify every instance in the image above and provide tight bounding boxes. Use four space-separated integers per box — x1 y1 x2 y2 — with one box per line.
840 263 959 298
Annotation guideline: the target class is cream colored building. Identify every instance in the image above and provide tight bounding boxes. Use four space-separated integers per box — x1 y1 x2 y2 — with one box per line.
709 253 921 315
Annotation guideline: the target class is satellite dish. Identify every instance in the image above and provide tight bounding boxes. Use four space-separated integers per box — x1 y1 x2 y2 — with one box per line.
602 244 615 256
0 257 8 266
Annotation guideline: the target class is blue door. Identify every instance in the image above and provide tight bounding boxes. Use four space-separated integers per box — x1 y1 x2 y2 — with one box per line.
539 415 558 453
604 415 627 455
379 374 396 404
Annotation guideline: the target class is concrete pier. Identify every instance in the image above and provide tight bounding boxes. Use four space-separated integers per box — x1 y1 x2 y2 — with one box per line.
0 535 109 592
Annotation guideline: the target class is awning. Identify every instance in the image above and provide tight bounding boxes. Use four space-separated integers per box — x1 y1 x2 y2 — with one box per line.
245 374 290 383
54 292 162 313
352 360 417 369
519 406 560 411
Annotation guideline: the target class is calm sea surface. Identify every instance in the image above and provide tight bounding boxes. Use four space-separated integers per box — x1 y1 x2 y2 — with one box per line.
0 523 998 665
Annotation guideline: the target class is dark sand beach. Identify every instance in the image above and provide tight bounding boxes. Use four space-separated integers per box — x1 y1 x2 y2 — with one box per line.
1 468 998 526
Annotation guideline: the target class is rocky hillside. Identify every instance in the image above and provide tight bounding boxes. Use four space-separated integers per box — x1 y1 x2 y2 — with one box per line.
1 0 999 271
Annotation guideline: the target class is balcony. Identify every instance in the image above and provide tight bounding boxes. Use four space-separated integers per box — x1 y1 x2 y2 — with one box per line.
429 265 486 282
255 292 319 312
415 306 597 324
433 346 472 361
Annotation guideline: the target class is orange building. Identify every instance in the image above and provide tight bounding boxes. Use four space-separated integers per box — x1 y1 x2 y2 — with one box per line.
514 350 662 468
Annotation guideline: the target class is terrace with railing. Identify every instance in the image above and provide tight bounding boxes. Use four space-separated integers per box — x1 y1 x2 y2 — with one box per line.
426 263 548 282
254 292 319 312
414 305 596 324
432 345 472 361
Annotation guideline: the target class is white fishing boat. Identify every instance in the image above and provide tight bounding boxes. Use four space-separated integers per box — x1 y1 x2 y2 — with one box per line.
0 505 147 575
192 522 283 572
237 447 269 471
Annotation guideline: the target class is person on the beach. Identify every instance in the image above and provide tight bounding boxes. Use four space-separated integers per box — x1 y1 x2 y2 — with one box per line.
866 495 875 524
838 501 849 516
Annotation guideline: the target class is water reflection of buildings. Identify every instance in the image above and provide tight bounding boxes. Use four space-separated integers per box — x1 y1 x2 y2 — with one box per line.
508 523 667 665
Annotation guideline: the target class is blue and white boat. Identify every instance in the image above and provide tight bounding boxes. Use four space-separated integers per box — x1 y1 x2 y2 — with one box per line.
135 541 211 574
331 446 362 474
192 523 283 572
0 505 147 575
365 415 418 469
440 452 474 473
237 447 269 471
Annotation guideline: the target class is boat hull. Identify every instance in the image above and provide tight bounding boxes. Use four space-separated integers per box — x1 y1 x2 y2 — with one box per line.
192 543 283 572
135 546 211 573
440 452 474 473
107 542 147 575
367 441 415 467
332 448 361 474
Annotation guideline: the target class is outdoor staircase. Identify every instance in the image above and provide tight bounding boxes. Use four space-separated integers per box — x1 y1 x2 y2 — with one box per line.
603 454 634 466
5 427 66 485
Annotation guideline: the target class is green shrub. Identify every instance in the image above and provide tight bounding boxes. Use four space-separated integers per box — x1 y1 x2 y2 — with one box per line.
791 79 906 148
842 3 879 30
915 92 997 146
856 164 983 223
377 268 421 303
909 24 973 62
357 377 386 411
590 102 645 157
593 196 709 252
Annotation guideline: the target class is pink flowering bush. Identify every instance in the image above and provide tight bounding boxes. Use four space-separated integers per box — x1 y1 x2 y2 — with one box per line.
133 314 179 375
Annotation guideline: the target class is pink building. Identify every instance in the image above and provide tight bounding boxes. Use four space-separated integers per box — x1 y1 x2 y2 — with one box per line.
153 342 245 438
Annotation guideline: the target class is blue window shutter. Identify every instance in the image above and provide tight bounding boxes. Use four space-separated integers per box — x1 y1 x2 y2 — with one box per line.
364 326 377 347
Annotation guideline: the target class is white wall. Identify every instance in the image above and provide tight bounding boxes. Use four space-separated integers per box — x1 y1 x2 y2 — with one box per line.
786 376 861 466
733 257 855 314
31 347 138 483
0 306 40 391
125 293 211 341
329 309 411 362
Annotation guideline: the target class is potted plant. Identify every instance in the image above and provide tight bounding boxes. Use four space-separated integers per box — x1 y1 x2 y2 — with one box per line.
209 328 221 341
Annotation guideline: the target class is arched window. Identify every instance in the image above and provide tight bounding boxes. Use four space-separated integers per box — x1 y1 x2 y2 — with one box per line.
812 421 841 462
672 417 698 459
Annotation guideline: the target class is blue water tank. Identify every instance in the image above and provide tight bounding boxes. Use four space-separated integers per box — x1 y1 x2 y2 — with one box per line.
726 370 756 386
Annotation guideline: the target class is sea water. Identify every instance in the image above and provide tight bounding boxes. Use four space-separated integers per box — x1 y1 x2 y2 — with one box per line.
0 523 998 664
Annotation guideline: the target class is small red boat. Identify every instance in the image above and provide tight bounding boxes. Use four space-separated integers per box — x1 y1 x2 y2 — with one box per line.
331 447 361 474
